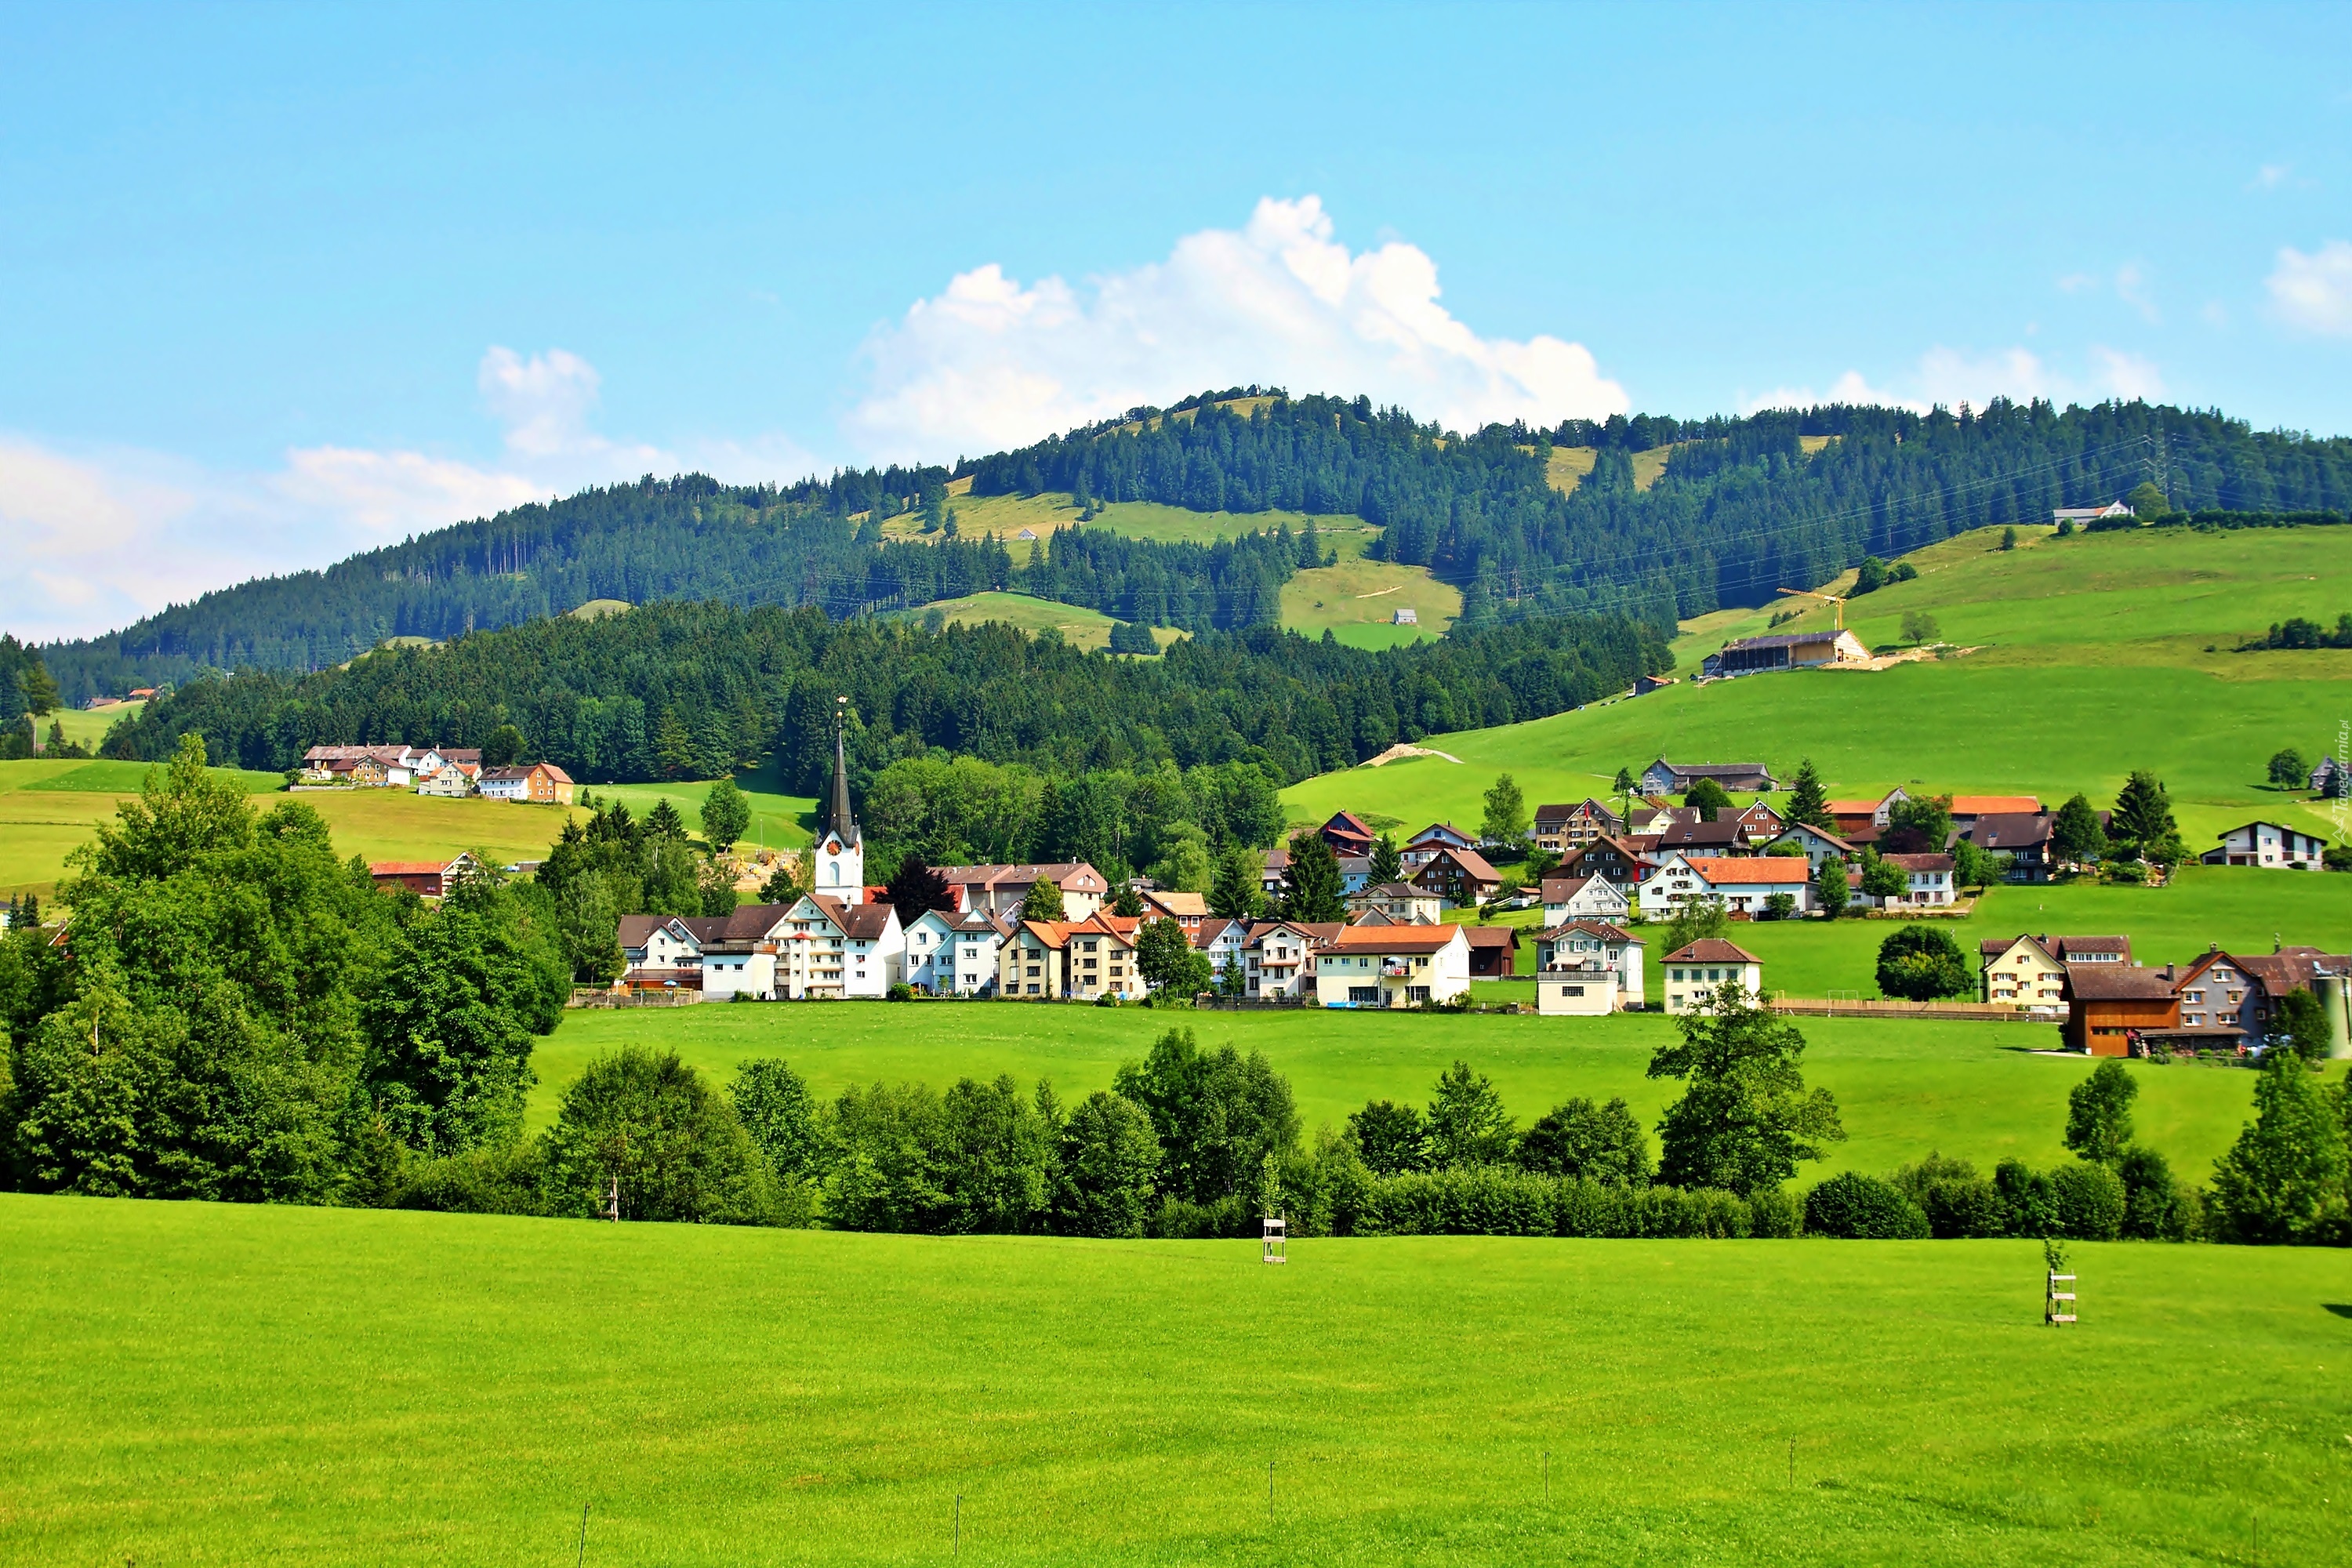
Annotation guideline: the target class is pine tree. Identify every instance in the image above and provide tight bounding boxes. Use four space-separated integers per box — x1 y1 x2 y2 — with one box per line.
1278 831 1345 923
2111 771 2186 864
1368 833 1402 885
1209 844 1264 920
1785 757 1832 829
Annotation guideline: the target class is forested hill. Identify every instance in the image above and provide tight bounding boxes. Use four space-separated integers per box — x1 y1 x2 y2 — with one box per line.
40 474 1305 702
977 393 2352 627
36 389 2352 702
96 600 1671 789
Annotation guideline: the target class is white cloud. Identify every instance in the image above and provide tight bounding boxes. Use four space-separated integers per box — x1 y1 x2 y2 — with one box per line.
845 195 1628 461
2252 163 2291 190
1742 343 2160 417
2267 240 2352 336
0 346 804 643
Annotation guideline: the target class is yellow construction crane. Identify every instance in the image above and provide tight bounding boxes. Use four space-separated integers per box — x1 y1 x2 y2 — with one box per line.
1775 586 1847 630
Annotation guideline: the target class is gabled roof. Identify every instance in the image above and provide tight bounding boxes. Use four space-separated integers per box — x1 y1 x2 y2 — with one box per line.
1653 760 1773 780
1881 853 1955 872
1414 845 1501 881
1319 924 1467 954
1681 856 1812 884
1354 881 1426 898
1980 932 2056 961
1462 926 1517 951
1324 811 1374 836
1540 874 1623 902
1963 812 2053 848
1950 795 2039 815
1653 819 1746 848
618 913 697 949
1664 938 1761 964
1405 822 1475 847
1773 822 1855 851
2062 962 2179 1000
1141 889 1209 918
1533 797 1618 824
1191 917 1248 949
2230 949 2352 995
1537 920 1640 943
2053 935 2131 959
2211 818 2321 840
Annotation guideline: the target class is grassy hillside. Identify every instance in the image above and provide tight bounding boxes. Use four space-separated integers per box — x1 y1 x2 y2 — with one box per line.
42 700 143 751
1280 557 1463 648
898 590 1187 653
0 758 579 898
1284 524 2352 851
888 488 1374 556
589 755 818 851
526 1000 2258 1184
5 1195 2343 1567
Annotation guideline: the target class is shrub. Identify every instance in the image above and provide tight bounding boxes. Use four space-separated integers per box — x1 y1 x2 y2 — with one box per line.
1804 1171 1931 1239
886 982 914 1001
540 1047 783 1225
2048 1160 2126 1241
1746 1185 1804 1238
394 1141 546 1216
1993 1159 2056 1236
1340 1168 1754 1239
1893 1152 2006 1238
2115 1145 2194 1241
1875 925 1973 1000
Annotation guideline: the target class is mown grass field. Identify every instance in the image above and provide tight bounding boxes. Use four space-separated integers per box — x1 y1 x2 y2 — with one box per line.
4 1194 2344 1568
898 590 1186 653
526 1000 2263 1185
0 759 581 898
1280 557 1461 648
41 700 143 751
1282 524 2352 850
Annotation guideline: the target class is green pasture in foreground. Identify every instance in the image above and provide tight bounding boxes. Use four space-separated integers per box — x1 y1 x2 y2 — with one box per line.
4 1196 2345 1568
528 1001 2263 1185
1282 524 2352 848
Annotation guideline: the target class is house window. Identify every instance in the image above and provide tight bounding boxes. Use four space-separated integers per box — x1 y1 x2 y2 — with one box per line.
1348 985 1379 1004
1560 985 1584 997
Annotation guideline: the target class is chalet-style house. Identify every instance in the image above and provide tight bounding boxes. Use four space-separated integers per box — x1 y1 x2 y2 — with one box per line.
1137 888 1210 927
1701 628 1868 677
1947 795 2040 826
1533 920 1645 1016
2200 821 2328 869
1400 822 1477 867
1955 811 2060 881
2311 756 2349 797
933 862 1110 920
1826 788 1907 834
366 852 479 898
2173 947 2352 1043
1241 920 1343 999
1338 855 1376 896
415 759 481 797
1640 758 1776 795
1556 833 1647 891
903 907 1013 996
1648 818 1748 857
479 760 575 805
616 895 905 1001
1635 853 1813 918
1766 822 1857 870
1347 882 1443 924
1311 924 1472 1009
2060 962 2184 1055
1661 939 1762 1014
1318 811 1378 858
1409 845 1502 906
1531 799 1621 854
1540 873 1630 924
1732 800 1786 844
2057 942 2350 1056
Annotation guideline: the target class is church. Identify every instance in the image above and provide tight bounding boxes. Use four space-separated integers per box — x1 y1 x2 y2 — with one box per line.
814 720 865 904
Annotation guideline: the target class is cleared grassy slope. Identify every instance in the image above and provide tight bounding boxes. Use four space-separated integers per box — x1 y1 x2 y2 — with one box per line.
1280 557 1462 648
1283 524 2352 850
5 1195 2343 1568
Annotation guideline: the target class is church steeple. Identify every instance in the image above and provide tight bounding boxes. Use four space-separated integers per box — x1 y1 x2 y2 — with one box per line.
815 698 865 904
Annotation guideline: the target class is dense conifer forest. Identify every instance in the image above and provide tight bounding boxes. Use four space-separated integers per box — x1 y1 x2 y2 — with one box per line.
96 601 1671 788
34 389 2352 703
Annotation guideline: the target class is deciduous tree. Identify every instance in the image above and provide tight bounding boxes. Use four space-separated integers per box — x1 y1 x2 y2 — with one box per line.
1648 991 1844 1196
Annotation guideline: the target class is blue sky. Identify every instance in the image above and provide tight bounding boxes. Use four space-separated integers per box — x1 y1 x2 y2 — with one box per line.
5 2 2350 639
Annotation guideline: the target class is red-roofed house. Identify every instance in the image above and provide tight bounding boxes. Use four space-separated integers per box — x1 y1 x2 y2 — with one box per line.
1635 853 1815 918
1408 845 1502 906
367 853 480 898
1311 923 1471 1008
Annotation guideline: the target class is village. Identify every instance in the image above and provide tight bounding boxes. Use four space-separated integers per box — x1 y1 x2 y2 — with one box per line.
325 735 2350 1065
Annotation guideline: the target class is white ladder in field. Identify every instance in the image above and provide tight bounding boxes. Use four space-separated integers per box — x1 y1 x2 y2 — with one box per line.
1262 1214 1287 1265
2045 1270 2076 1325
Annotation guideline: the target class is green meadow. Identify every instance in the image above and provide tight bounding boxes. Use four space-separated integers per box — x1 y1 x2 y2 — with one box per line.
526 1000 2261 1186
890 590 1187 653
0 757 285 899
3 1195 2345 1568
1281 524 2352 849
590 754 818 851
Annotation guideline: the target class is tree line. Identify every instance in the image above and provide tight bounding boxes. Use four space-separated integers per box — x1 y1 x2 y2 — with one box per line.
92 601 1671 789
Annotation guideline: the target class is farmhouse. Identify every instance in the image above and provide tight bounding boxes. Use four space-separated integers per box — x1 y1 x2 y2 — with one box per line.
2311 756 2349 797
2200 820 2328 869
1311 924 1471 1009
1700 629 1869 677
1318 811 1378 858
1948 794 2039 826
2060 962 2181 1056
1556 832 1648 891
366 853 479 898
478 760 574 804
2171 946 2352 1045
1409 845 1502 906
1649 818 1748 857
1640 759 1776 795
1826 789 1907 834
1956 811 2060 881
1531 799 1622 854
2053 500 2133 524
1661 939 1762 1014
1766 822 1857 870
1874 852 1955 906
1635 853 1813 918
1400 822 1477 867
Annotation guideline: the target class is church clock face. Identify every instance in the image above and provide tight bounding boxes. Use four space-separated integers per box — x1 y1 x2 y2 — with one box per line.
826 839 840 854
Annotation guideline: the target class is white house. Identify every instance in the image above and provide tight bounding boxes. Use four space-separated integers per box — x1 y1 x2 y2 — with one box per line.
1534 920 1645 1016
1765 822 1856 871
1539 873 1630 924
940 909 1013 996
767 894 903 999
1193 917 1252 985
1635 854 1813 919
1246 919 1334 999
1877 852 1956 906
1399 822 1476 869
2201 820 2328 869
1311 924 1471 1009
414 760 479 797
1661 939 1763 1014
1346 882 1443 924
901 908 964 993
